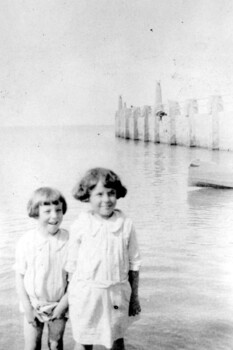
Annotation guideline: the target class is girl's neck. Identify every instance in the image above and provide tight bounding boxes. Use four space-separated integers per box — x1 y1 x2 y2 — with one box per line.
37 226 60 237
92 210 115 221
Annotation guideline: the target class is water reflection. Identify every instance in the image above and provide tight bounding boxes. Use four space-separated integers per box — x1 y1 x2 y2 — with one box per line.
188 187 233 209
2 127 233 349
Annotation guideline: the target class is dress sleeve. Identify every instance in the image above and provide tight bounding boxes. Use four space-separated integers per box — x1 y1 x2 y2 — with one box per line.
13 237 27 274
128 223 141 271
65 213 86 273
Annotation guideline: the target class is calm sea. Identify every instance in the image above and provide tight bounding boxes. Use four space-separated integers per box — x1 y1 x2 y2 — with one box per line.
1 125 233 350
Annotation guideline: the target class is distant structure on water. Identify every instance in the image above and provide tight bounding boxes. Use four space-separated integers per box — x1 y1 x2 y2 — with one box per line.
115 82 233 151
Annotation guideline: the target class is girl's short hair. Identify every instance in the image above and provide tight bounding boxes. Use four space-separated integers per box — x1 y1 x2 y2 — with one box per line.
27 187 67 218
72 167 127 202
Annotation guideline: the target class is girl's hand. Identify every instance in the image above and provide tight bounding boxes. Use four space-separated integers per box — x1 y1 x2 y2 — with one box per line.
51 304 67 320
51 292 68 320
129 295 141 316
25 307 43 326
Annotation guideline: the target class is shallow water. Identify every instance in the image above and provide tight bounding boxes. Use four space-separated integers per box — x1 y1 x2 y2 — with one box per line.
1 125 233 349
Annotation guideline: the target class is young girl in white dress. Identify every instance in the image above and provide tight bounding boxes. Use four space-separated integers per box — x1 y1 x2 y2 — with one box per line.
66 168 141 350
15 187 69 350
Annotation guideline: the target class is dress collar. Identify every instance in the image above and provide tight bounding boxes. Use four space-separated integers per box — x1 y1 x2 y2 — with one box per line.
89 210 124 236
35 229 67 250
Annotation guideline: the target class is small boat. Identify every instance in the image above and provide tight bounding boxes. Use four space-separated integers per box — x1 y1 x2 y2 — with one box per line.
188 159 233 188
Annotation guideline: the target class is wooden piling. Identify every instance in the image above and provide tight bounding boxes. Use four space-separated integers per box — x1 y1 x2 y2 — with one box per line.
210 95 222 150
187 99 198 147
132 107 140 140
168 101 180 145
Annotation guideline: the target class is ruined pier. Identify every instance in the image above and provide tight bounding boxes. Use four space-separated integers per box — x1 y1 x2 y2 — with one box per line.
115 82 233 151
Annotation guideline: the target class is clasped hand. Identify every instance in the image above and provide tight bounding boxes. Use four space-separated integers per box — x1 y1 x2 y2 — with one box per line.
26 304 67 327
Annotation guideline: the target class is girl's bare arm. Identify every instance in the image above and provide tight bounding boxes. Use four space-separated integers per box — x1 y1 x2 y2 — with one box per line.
128 270 141 316
15 272 43 325
51 273 71 320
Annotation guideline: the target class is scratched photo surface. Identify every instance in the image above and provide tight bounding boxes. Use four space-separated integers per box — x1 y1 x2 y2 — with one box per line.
1 1 233 349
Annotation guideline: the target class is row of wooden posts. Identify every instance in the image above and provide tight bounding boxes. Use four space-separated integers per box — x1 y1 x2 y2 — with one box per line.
115 82 225 150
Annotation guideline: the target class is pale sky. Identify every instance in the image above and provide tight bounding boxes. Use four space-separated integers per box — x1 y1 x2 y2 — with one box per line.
1 0 233 126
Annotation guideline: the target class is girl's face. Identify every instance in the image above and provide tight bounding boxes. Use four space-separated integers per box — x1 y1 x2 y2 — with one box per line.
38 201 63 235
89 181 117 219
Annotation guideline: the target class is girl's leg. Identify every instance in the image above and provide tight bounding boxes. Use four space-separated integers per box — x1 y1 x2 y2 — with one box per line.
47 318 67 350
23 317 44 350
111 338 125 350
74 343 93 350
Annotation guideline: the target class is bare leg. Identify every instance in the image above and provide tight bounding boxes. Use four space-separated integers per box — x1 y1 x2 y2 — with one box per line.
47 318 67 350
111 338 125 350
24 316 44 350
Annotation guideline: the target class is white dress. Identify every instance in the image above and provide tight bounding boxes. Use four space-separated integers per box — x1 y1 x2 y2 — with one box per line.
66 209 141 348
14 228 69 319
